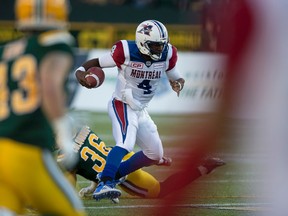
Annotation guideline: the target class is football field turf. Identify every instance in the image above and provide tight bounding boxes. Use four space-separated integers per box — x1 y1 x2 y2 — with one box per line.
71 111 269 216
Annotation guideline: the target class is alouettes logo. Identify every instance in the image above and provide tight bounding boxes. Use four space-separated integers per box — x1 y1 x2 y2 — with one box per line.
131 62 144 69
137 24 153 36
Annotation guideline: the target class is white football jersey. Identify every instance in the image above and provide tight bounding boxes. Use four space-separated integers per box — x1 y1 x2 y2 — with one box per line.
102 40 178 108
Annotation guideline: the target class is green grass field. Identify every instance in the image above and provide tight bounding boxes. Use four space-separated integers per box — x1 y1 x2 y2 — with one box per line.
68 110 268 216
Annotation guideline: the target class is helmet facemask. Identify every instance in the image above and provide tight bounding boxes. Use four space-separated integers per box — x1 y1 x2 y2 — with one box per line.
144 41 168 60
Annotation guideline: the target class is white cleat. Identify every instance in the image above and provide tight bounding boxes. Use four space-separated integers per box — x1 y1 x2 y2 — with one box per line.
93 181 121 201
111 198 119 204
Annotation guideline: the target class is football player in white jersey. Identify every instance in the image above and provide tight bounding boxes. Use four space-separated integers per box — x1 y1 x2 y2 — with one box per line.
75 20 185 201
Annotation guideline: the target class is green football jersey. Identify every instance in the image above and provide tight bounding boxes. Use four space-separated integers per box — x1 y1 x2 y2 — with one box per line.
73 126 112 181
0 30 75 150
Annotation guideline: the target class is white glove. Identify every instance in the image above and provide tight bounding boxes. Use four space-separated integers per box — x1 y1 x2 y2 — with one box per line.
53 115 79 170
79 181 97 197
121 89 145 111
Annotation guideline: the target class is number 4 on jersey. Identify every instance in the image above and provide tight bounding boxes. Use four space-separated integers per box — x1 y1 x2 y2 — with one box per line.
137 80 152 94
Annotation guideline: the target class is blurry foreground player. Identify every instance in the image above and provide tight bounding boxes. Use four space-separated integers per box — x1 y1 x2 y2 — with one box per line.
58 126 225 202
154 0 288 215
0 0 86 215
212 1 288 215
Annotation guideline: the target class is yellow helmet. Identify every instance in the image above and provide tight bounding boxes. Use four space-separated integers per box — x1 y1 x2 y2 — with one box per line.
15 0 70 31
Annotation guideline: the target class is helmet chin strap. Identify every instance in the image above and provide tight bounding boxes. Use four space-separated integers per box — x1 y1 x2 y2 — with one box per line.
143 42 162 61
150 53 161 61
139 51 160 61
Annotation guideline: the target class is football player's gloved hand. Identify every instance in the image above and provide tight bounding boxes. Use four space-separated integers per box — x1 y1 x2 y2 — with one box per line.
79 181 97 198
53 115 79 170
75 66 91 88
121 89 145 111
170 78 185 97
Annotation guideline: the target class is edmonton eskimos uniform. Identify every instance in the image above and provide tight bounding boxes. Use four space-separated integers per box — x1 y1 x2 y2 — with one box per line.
0 31 84 215
73 126 161 198
0 31 73 149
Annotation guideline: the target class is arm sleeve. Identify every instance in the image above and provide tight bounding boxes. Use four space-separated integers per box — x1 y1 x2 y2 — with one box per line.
99 41 125 69
166 45 181 81
110 41 126 69
99 53 117 68
166 67 182 81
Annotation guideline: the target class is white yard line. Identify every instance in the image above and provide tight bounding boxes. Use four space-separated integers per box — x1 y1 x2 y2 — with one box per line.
84 202 271 211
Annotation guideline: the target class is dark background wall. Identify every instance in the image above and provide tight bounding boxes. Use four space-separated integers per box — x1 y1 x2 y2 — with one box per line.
0 0 202 24
0 0 204 50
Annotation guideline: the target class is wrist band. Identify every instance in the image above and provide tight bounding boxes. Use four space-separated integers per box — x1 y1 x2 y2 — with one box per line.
76 66 85 72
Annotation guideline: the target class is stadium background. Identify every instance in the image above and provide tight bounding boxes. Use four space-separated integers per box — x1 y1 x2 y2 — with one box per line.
0 0 225 114
0 1 271 216
0 0 203 50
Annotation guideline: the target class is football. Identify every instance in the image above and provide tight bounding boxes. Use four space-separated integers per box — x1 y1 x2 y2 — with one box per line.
85 67 105 88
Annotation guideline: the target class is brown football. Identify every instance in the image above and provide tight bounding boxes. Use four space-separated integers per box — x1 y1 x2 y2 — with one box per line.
85 67 105 88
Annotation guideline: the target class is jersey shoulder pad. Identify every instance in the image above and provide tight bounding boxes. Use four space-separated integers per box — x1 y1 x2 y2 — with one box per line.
168 44 178 56
167 44 178 71
74 126 91 148
38 30 75 47
111 40 126 66
113 40 127 50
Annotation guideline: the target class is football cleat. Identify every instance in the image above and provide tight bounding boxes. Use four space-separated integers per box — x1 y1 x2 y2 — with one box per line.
96 173 102 182
198 156 226 175
157 156 172 166
111 198 119 204
97 172 127 184
115 175 127 184
93 181 122 201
